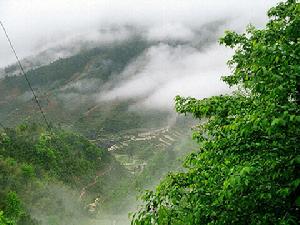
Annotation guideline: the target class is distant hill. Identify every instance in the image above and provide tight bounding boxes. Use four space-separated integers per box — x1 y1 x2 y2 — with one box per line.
0 34 197 166
0 32 204 224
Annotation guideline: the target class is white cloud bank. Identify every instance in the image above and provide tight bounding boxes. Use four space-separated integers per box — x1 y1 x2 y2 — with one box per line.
0 0 280 111
0 0 278 67
97 43 232 110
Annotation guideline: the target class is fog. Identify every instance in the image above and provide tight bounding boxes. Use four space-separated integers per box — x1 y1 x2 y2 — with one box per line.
0 0 279 109
98 43 232 110
0 1 282 224
1 0 278 67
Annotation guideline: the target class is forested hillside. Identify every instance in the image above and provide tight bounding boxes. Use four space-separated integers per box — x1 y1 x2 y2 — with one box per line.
0 32 198 175
0 37 150 127
132 1 300 224
0 123 130 225
0 1 298 225
0 22 200 225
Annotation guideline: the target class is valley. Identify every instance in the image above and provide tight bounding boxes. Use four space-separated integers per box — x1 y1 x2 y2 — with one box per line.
0 1 297 224
0 34 199 224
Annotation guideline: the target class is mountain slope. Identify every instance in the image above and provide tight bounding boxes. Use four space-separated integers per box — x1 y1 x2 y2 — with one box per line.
0 124 128 225
0 31 209 224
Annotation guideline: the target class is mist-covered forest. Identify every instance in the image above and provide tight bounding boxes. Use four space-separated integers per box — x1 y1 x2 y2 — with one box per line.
0 0 299 224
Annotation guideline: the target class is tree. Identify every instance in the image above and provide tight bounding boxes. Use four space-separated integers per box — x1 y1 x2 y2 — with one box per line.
132 1 300 224
0 211 15 225
3 192 22 224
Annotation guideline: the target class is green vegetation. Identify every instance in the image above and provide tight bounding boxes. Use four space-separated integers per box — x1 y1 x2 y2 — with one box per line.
1 1 298 224
0 122 191 224
0 26 196 224
0 210 14 225
2 37 148 92
132 1 300 224
0 124 109 184
0 37 150 128
0 123 128 225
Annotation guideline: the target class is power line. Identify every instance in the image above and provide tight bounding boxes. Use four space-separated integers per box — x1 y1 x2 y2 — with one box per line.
0 21 52 130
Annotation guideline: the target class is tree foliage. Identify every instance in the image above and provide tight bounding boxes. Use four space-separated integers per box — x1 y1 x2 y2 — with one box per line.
0 123 120 224
0 124 107 185
3 192 22 221
132 1 300 224
0 211 14 225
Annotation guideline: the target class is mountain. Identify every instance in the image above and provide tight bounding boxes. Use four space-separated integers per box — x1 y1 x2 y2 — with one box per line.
0 29 209 224
0 33 202 168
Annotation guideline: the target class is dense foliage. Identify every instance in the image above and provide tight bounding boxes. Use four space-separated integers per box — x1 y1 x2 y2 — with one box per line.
0 124 107 184
132 1 300 224
0 124 126 225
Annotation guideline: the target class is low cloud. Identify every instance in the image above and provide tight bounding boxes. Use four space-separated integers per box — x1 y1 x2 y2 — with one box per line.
0 0 278 68
0 0 279 112
146 23 196 41
97 42 232 111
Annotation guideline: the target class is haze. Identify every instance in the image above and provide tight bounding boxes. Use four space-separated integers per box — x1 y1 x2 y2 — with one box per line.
0 0 279 110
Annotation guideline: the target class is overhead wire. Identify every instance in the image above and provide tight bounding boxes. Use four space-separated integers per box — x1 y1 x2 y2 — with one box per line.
0 122 5 130
0 21 52 130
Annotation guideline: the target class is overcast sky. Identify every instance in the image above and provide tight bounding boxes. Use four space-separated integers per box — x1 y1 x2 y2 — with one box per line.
0 0 278 68
0 0 280 111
